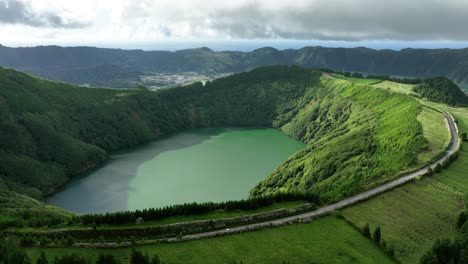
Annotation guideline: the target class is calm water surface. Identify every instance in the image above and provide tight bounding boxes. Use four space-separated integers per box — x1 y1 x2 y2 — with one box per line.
47 128 305 213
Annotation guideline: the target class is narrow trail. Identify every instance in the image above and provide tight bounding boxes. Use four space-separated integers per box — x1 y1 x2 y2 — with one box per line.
166 111 460 242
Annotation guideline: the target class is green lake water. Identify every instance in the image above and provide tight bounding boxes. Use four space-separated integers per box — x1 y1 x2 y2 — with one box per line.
47 128 305 213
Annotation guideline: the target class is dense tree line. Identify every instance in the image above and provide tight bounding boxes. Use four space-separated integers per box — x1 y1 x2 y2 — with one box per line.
413 77 468 106
320 68 423 84
79 192 319 225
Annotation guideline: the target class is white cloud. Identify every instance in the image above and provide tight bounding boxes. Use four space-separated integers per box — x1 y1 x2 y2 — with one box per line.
1 0 468 46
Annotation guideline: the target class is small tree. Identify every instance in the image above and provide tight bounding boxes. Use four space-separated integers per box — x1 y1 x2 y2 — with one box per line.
464 193 468 209
66 235 75 247
130 249 149 264
150 254 161 264
457 211 468 228
39 236 49 246
362 223 371 238
426 167 433 176
381 239 387 250
36 251 48 264
387 245 395 258
433 164 442 173
21 234 36 246
96 254 120 264
373 225 381 244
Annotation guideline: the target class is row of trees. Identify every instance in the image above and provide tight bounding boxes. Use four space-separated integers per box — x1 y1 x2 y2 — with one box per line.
79 192 320 225
319 68 423 84
413 77 468 106
361 223 395 258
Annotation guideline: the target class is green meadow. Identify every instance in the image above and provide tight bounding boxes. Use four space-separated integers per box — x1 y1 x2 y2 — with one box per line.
26 216 393 264
342 101 468 263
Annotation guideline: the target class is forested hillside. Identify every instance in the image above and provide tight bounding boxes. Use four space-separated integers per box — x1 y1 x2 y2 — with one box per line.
413 77 468 106
0 66 318 201
0 66 427 210
1 45 468 90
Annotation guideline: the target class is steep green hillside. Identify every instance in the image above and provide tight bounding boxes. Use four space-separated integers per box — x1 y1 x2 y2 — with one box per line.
413 77 468 106
341 109 468 263
2 45 468 90
251 77 426 202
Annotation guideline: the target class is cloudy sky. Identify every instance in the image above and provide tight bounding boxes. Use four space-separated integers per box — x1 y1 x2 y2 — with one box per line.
1 0 468 50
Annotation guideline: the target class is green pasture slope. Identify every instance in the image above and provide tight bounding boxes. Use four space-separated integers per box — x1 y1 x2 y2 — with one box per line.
252 75 428 201
330 73 382 85
342 95 468 263
25 216 393 264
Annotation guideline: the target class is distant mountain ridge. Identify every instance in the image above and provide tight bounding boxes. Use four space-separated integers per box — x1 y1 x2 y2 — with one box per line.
1 45 468 90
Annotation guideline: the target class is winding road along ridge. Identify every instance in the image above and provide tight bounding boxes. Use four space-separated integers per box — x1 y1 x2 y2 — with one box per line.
167 111 461 242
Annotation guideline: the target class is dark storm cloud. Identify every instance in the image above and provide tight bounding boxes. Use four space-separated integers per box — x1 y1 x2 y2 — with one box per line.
205 0 468 41
0 0 87 28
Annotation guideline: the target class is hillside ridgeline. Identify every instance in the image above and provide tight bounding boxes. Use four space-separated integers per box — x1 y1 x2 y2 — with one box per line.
2 45 468 90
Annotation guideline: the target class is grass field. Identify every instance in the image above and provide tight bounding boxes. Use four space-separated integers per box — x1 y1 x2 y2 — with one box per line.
342 108 468 264
416 106 450 163
371 80 417 95
25 216 394 264
330 73 382 84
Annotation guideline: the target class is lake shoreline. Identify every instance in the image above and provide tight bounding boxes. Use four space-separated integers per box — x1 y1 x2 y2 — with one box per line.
47 128 305 214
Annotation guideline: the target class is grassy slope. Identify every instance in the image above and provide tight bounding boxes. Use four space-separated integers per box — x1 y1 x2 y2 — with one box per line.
370 80 450 163
416 106 450 163
330 73 382 85
342 103 468 263
25 216 394 264
0 189 73 228
372 80 417 95
252 76 427 201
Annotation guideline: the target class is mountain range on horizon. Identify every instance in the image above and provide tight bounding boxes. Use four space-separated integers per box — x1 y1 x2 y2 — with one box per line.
1 44 468 90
